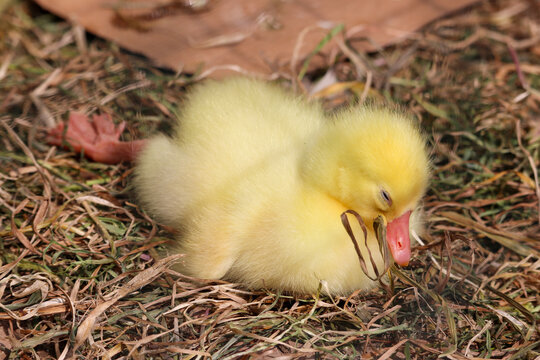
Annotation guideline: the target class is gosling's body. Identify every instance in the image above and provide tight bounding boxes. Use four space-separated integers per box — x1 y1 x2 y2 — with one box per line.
135 78 430 295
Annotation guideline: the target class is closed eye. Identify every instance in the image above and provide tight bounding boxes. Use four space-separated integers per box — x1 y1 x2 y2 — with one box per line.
380 189 393 207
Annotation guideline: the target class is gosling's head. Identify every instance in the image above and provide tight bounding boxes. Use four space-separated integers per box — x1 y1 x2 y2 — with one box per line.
304 106 431 266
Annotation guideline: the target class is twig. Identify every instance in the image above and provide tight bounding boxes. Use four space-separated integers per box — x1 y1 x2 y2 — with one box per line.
515 119 540 225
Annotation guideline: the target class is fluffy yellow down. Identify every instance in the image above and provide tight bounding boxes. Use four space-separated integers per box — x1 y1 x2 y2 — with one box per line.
134 77 430 295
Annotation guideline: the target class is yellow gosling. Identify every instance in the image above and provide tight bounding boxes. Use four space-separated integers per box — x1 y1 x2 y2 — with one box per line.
134 77 431 295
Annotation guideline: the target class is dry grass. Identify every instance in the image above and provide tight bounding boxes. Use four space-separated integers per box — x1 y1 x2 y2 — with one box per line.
1 0 539 358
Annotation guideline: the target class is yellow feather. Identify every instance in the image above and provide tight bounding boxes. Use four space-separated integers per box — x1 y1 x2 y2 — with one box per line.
134 77 431 295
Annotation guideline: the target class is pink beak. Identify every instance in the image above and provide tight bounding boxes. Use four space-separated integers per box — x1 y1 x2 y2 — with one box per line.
386 210 411 266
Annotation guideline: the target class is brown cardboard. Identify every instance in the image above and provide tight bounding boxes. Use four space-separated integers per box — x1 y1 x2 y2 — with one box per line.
33 0 477 77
